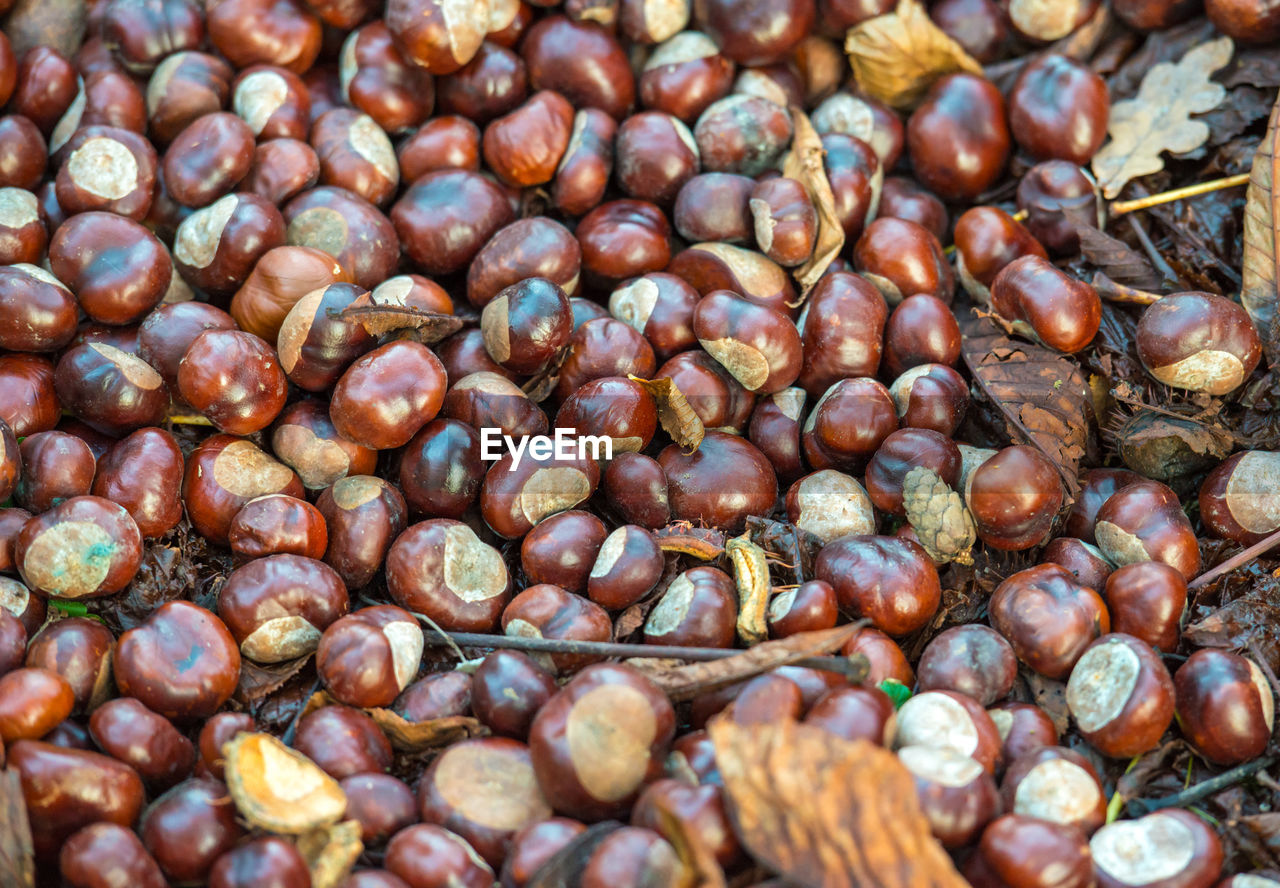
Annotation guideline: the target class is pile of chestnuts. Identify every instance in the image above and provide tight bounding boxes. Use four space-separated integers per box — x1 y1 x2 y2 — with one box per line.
0 0 1275 884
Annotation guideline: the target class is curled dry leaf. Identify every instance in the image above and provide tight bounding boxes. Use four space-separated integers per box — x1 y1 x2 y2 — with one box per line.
0 771 34 888
629 375 705 452
296 820 363 888
1242 89 1280 365
643 624 865 702
302 690 488 751
901 466 975 565
1091 37 1233 199
782 110 848 299
844 0 983 111
223 732 348 834
709 718 968 888
654 522 727 560
339 303 465 342
235 654 313 704
960 313 1092 497
727 532 771 646
1076 225 1167 292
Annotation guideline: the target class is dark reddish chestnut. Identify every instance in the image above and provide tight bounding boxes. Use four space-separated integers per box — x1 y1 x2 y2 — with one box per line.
1065 633 1175 758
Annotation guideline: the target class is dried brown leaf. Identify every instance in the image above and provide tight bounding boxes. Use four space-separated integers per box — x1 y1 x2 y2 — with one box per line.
960 313 1092 497
296 820 363 888
1185 585 1280 679
844 0 982 110
235 654 313 704
1243 88 1280 365
654 522 727 560
302 690 488 751
781 110 847 298
644 625 864 702
1076 225 1167 291
709 718 968 888
630 375 705 451
1092 37 1233 198
653 794 728 888
339 304 464 342
0 771 35 888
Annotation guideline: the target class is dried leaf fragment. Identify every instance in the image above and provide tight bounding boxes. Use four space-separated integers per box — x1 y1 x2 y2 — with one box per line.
0 771 35 888
1243 88 1280 364
296 820 363 888
781 110 848 298
901 467 975 565
709 718 968 888
1092 37 1233 198
845 0 983 110
727 532 770 645
960 313 1092 496
339 303 464 342
302 690 488 751
630 375 705 451
223 732 347 834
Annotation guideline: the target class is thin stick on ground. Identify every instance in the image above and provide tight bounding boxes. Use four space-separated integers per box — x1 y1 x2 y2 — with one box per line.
1110 173 1250 217
1130 756 1277 814
1188 526 1280 590
417 629 868 681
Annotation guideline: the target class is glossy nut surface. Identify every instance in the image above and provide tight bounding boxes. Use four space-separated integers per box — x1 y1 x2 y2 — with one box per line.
1065 633 1175 758
989 563 1109 680
814 535 941 636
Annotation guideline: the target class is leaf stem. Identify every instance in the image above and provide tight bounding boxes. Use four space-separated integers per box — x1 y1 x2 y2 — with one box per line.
1110 173 1251 217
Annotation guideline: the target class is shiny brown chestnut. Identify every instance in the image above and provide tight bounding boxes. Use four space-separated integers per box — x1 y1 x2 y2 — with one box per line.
24 616 114 714
768 579 839 638
218 553 348 662
692 289 803 394
965 445 1064 550
205 0 322 73
659 431 775 532
878 176 948 242
398 115 481 179
0 667 74 742
694 94 792 177
1008 54 1108 165
673 171 753 244
1201 450 1280 545
553 325 658 405
469 216 581 308
893 689 1003 773
528 662 675 820
329 340 447 450
964 814 1094 888
182 435 304 545
785 469 875 545
795 271 887 395
1090 810 1223 888
1206 0 1280 42
802 377 898 472
1136 291 1263 396
418 736 553 867
0 264 78 354
1065 633 1175 758
89 697 196 790
521 15 635 121
385 824 495 888
864 428 962 518
480 449 602 540
608 272 700 361
271 401 378 494
16 496 143 600
436 41 529 124
989 563 1109 680
316 476 408 590
615 111 699 206
177 329 287 435
907 73 1010 201
395 671 472 722
50 212 171 325
0 187 46 265
501 584 612 674
1041 537 1113 591
387 519 510 632
230 245 349 343
396 419 484 520
990 255 1101 354
471 650 558 739
14 431 96 514
444 373 547 442
917 625 1017 707
317 605 423 709
897 745 1000 849
668 241 797 314
293 703 392 779
54 344 167 435
173 193 287 297
55 126 157 220
643 564 737 648
602 452 671 529
1175 649 1274 766
482 90 575 188
284 186 399 290
521 509 607 595
115 601 240 721
638 32 734 124
814 535 941 636
577 199 671 288
999 746 1105 835
1102 561 1185 653
583 529 660 611
59 821 168 888
1093 479 1201 581
553 108 617 217
988 701 1059 766
853 217 954 306
882 294 961 379
341 773 417 846
695 0 814 65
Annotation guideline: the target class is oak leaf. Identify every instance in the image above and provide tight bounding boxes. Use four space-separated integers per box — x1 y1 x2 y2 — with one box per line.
709 718 968 888
1092 37 1233 199
844 0 982 110
1242 87 1280 364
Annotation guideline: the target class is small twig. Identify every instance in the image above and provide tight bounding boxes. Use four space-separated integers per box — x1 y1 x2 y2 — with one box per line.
1110 173 1250 217
281 676 322 747
411 612 468 662
1093 275 1163 306
1130 756 1276 814
1125 214 1180 285
1188 526 1280 590
417 629 866 680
